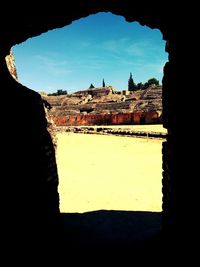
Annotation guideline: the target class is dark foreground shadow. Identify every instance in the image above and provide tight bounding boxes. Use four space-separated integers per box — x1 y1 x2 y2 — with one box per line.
60 210 163 261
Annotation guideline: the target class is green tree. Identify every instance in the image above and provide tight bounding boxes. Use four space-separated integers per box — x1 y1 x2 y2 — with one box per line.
128 73 136 91
47 89 67 96
89 83 95 89
57 89 68 95
147 78 159 86
137 82 144 90
143 78 160 89
102 79 105 87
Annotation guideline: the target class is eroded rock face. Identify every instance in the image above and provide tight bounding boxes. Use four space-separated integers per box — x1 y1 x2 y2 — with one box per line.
5 50 18 81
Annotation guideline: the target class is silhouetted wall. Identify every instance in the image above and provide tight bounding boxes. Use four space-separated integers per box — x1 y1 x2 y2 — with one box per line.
0 0 195 257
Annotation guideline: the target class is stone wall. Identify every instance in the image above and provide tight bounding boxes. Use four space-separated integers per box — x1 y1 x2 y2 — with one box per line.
50 111 161 126
74 86 113 96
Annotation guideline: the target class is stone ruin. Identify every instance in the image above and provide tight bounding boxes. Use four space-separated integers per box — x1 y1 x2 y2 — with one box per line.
43 84 162 126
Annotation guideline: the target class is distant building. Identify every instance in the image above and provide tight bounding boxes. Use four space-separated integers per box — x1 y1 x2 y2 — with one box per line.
74 86 113 97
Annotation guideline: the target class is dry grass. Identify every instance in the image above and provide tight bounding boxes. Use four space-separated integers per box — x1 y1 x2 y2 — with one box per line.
56 126 164 213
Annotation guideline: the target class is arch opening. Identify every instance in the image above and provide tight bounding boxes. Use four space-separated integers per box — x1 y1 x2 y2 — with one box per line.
10 12 168 214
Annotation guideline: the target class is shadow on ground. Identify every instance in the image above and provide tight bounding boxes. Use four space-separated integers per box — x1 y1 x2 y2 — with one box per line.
60 210 163 260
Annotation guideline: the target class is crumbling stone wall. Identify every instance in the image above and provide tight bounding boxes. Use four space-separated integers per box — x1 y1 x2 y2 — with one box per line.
5 50 18 81
45 86 163 116
43 100 58 149
50 111 161 126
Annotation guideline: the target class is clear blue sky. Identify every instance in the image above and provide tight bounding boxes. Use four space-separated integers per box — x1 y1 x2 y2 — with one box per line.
12 12 168 94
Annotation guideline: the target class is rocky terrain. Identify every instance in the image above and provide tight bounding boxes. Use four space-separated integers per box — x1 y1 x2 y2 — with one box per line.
5 50 18 81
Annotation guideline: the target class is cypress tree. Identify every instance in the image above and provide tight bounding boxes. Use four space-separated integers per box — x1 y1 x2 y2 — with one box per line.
128 73 136 91
89 83 95 89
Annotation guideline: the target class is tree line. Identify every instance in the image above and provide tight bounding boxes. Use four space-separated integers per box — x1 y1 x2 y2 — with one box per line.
47 74 160 95
91 74 160 91
128 73 159 91
48 89 68 96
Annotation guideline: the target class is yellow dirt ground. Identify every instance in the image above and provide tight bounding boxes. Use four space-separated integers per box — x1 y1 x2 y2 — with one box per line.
56 127 164 213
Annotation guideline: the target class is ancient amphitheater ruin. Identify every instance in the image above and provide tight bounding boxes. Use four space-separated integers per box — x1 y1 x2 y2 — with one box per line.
43 84 163 126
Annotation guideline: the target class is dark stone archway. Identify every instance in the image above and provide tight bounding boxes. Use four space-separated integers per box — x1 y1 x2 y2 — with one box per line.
0 0 195 262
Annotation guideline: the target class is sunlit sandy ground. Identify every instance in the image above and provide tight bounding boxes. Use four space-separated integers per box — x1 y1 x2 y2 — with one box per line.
56 125 166 213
